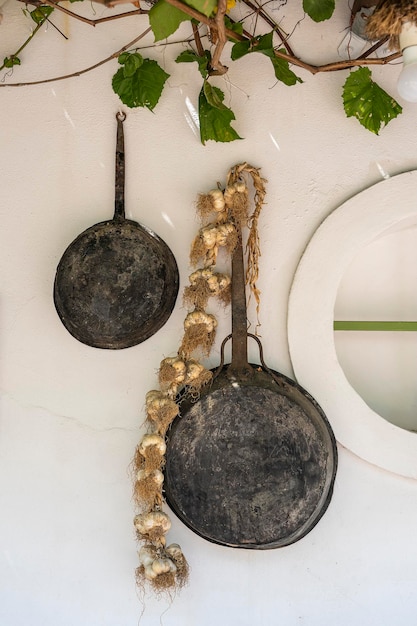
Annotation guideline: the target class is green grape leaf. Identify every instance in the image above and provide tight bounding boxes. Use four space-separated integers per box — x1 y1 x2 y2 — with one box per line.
30 5 54 24
203 80 225 108
231 33 302 86
118 52 143 77
149 0 192 42
267 50 303 86
231 32 273 60
3 56 21 68
303 0 335 22
343 67 402 135
198 82 242 144
230 38 252 60
112 56 169 111
224 16 244 41
186 0 217 17
176 49 211 78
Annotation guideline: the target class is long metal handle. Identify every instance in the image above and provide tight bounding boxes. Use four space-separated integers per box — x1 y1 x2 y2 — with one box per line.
114 111 126 221
228 226 253 378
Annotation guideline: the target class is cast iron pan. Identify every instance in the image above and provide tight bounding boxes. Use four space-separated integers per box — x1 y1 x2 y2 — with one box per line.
164 226 337 548
54 112 179 349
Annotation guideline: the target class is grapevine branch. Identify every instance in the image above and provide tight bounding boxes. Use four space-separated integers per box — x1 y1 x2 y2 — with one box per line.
2 0 402 89
192 22 205 57
16 0 147 25
210 0 228 75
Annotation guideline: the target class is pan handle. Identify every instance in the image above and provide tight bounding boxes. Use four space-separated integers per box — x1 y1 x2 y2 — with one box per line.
114 111 126 221
227 226 254 379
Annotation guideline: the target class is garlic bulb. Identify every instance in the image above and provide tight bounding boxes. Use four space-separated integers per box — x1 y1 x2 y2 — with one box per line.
184 359 206 384
224 181 247 207
188 268 230 299
223 184 236 206
138 544 157 567
200 224 219 249
165 543 184 561
196 190 225 218
138 433 166 456
146 394 179 434
189 267 214 285
216 222 235 246
136 468 164 487
206 272 231 295
217 273 231 291
159 356 187 384
145 389 165 407
208 189 225 212
146 396 178 419
184 310 217 333
134 511 171 535
152 557 177 575
144 564 158 581
205 273 220 294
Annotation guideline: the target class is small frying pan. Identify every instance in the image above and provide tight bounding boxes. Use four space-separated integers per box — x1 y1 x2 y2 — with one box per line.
54 113 179 349
164 226 337 548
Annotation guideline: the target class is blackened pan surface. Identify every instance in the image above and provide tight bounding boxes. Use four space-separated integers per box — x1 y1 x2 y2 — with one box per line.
54 219 179 349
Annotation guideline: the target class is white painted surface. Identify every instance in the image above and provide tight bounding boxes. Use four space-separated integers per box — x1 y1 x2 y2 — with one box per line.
334 221 417 432
1 1 417 624
288 172 417 478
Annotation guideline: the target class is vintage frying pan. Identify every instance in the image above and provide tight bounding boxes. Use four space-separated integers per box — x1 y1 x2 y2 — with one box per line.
164 226 337 549
54 112 179 349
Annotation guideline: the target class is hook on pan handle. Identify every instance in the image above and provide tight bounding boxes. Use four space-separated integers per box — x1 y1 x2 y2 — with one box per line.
219 332 268 381
220 332 267 367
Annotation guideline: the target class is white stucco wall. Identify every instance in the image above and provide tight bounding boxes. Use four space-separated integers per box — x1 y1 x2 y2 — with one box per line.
1 1 417 624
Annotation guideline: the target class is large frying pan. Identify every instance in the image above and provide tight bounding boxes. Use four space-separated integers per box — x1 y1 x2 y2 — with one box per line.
54 113 179 349
164 226 337 549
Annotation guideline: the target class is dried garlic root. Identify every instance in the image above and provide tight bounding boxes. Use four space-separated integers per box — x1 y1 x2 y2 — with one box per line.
196 189 226 219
